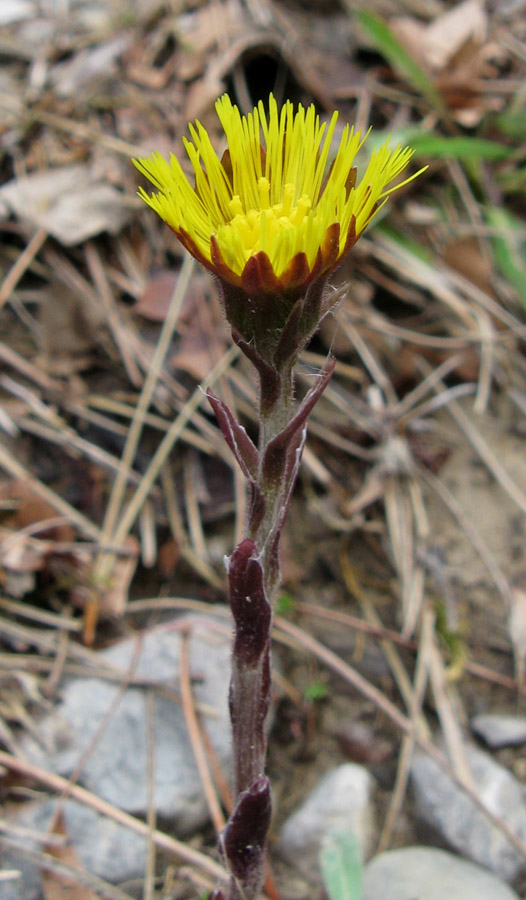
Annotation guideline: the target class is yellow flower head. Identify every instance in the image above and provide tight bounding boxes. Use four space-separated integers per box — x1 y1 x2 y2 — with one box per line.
133 94 422 299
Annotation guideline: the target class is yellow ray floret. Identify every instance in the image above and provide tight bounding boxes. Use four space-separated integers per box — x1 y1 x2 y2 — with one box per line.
133 94 423 291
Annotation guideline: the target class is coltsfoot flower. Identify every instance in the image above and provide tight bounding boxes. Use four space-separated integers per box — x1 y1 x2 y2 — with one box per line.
134 95 424 375
134 94 420 300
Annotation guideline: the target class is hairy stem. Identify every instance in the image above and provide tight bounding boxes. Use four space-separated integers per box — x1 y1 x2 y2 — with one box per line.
218 357 334 900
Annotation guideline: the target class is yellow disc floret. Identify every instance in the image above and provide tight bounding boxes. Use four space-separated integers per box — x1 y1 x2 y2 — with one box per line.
133 94 423 292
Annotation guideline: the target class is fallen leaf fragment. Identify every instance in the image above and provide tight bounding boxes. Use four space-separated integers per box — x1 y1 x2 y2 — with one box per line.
50 36 131 98
42 811 99 900
0 478 75 543
389 0 503 124
0 166 128 245
391 0 487 75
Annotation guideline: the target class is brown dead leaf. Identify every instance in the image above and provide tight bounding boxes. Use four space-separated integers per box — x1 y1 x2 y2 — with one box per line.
135 268 211 324
39 282 105 360
42 811 99 900
159 536 180 578
50 35 131 98
0 480 95 599
0 166 128 245
0 478 75 543
136 267 227 379
391 0 487 75
176 0 248 60
390 0 504 124
172 322 228 381
134 270 178 322
442 237 495 296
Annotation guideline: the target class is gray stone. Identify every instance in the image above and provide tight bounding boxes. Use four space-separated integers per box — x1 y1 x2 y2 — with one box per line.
363 846 520 900
0 872 23 900
411 744 526 882
20 617 232 833
3 798 147 900
471 714 526 749
277 763 376 882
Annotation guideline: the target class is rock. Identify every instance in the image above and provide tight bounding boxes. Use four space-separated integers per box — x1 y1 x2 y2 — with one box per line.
277 763 376 882
411 744 526 882
363 846 520 900
0 872 22 900
3 798 148 900
471 714 526 749
19 617 232 833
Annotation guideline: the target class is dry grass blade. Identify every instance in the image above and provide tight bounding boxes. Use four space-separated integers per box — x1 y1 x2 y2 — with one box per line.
110 345 239 552
161 464 224 590
472 306 495 414
427 624 473 788
339 548 420 718
0 227 48 310
95 253 196 582
384 477 420 635
0 597 82 632
424 365 526 516
338 313 398 405
0 752 228 883
183 452 209 563
1 377 150 488
180 628 226 835
0 442 101 541
143 690 157 900
273 618 526 862
85 242 142 387
508 585 526 692
0 4 524 894
378 606 434 853
0 93 142 158
0 835 134 900
419 465 511 605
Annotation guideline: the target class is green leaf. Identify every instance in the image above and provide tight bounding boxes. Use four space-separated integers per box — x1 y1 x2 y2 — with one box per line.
320 830 362 900
369 128 512 162
275 591 296 616
404 133 512 161
485 205 526 308
496 110 526 141
357 10 444 114
304 679 329 703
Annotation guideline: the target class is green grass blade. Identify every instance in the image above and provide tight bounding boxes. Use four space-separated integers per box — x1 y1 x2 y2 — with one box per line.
405 133 513 161
485 205 526 308
357 10 444 114
368 127 513 162
320 830 362 900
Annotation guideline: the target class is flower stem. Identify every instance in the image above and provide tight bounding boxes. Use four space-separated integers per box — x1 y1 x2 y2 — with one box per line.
217 356 335 900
